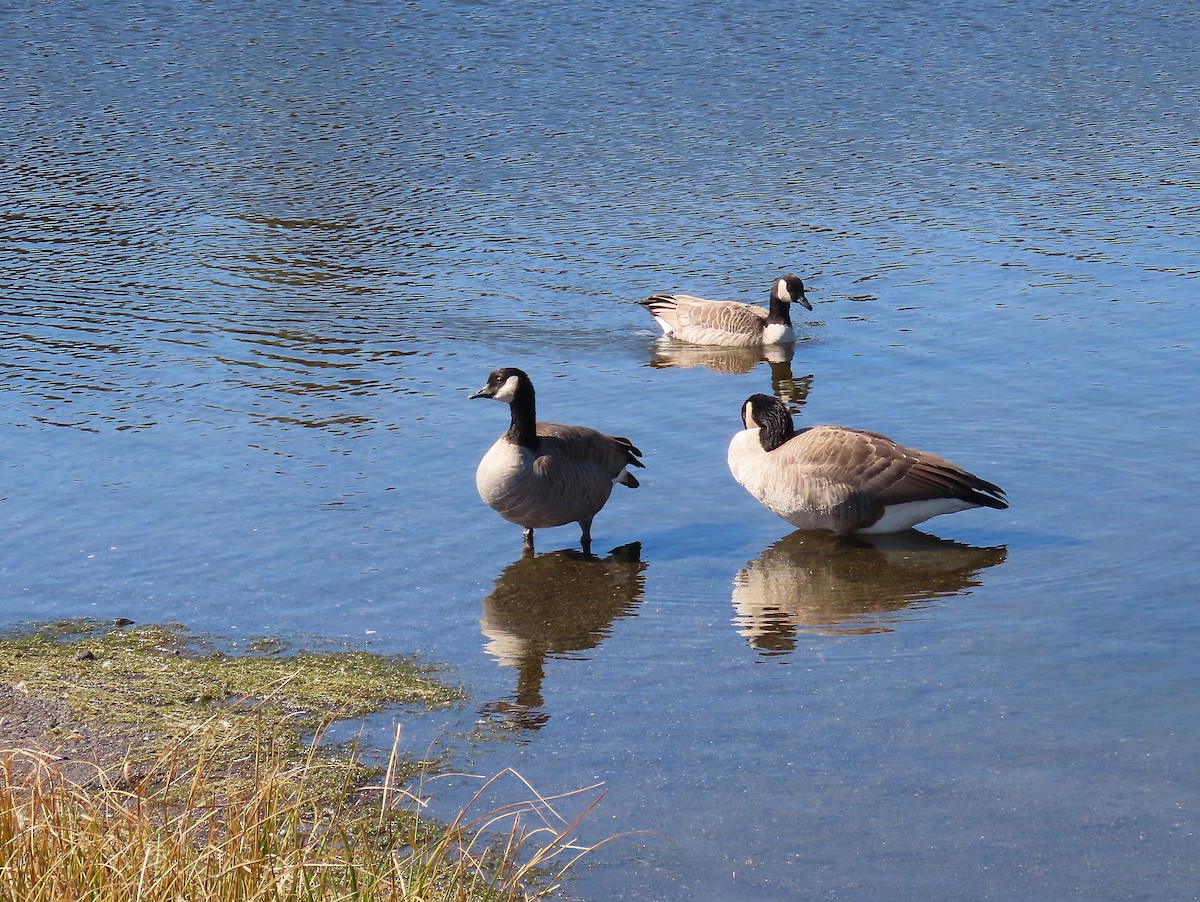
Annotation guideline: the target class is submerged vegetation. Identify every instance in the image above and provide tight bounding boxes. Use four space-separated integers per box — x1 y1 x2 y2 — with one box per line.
0 620 458 723
0 620 458 786
0 620 606 901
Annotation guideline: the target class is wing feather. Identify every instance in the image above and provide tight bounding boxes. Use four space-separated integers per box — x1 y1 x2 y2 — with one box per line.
789 426 1006 510
537 423 644 479
640 294 767 346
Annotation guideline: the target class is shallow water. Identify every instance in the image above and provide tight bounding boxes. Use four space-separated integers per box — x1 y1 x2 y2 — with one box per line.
3 1 1199 898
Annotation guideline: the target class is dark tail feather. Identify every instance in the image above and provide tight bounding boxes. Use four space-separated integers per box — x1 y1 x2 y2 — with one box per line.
925 461 1007 511
611 435 646 469
639 294 677 313
972 481 1008 510
955 470 1008 510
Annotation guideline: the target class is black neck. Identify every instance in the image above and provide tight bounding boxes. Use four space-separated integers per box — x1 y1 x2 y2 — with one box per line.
506 381 540 450
766 298 793 326
757 402 796 452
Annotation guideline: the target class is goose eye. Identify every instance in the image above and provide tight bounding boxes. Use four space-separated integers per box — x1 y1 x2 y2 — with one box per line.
493 375 521 403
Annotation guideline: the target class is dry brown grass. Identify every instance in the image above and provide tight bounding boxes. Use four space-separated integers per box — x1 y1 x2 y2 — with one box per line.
0 622 610 901
1 715 605 902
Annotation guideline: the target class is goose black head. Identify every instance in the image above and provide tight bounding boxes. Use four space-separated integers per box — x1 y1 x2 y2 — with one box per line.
470 367 533 404
771 274 813 311
741 393 796 452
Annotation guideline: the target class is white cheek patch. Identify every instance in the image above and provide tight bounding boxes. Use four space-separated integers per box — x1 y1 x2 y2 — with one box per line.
743 401 757 429
493 375 521 403
775 278 791 302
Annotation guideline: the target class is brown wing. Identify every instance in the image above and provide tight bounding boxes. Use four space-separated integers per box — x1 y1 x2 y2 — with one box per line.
791 426 1006 510
674 298 767 333
537 423 644 483
641 294 767 345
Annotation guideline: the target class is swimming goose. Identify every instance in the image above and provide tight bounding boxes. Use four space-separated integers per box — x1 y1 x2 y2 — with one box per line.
470 367 644 553
728 394 1007 535
639 275 812 347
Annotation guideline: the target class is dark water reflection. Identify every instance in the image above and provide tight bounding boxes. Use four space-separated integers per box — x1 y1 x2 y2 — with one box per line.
648 340 813 405
479 543 646 732
732 530 1008 652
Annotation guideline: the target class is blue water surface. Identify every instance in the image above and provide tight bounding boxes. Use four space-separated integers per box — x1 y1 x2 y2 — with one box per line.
2 2 1198 898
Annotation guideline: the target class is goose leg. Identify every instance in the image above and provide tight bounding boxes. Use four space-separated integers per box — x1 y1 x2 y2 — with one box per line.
522 527 534 551
579 519 593 556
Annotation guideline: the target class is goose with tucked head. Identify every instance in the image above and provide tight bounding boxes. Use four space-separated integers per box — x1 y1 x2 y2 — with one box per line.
639 275 812 347
728 394 1007 535
470 367 644 553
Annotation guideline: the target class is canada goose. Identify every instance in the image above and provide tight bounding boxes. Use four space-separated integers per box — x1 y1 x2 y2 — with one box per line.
639 275 812 347
728 394 1007 535
470 367 644 553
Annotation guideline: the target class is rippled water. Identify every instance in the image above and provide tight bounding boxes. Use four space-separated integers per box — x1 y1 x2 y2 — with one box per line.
3 1 1199 898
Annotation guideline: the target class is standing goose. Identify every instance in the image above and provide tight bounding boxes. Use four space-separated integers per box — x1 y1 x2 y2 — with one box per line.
470 367 644 553
728 393 1007 535
639 274 812 347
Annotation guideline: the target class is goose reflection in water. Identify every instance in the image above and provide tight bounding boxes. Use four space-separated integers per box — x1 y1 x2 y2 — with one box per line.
648 341 812 405
480 542 646 731
732 530 1007 654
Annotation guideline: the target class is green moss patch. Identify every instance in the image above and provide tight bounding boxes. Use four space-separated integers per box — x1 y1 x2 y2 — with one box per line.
1 619 462 783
